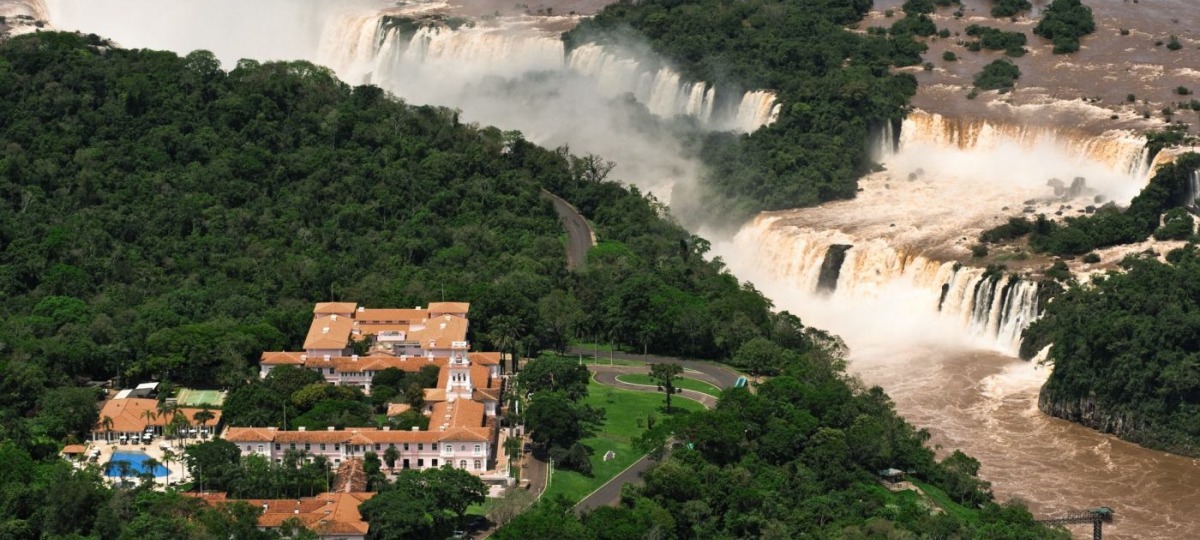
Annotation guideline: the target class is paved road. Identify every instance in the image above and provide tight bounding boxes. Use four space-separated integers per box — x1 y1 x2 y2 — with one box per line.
542 190 595 271
590 365 719 409
573 357 743 514
567 346 743 389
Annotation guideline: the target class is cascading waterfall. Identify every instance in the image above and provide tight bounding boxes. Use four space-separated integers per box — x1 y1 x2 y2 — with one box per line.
564 42 778 131
737 218 1039 353
897 110 1152 181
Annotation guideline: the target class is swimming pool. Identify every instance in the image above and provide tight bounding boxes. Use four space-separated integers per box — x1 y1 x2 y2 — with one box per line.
105 451 169 477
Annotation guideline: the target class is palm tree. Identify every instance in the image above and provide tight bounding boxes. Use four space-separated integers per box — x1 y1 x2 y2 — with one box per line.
142 457 162 485
169 411 189 446
140 409 158 444
161 448 175 485
100 416 114 443
488 315 525 374
194 408 215 437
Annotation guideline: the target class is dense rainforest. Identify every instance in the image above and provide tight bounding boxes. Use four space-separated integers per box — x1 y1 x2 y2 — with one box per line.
1024 244 1200 456
564 0 922 222
0 31 1066 538
498 350 1067 539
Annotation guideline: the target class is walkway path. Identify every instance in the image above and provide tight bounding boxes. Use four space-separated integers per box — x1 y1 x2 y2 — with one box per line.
542 190 596 271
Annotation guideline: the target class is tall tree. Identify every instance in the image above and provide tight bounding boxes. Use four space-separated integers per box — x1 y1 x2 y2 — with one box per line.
537 289 582 353
487 315 526 374
650 363 683 413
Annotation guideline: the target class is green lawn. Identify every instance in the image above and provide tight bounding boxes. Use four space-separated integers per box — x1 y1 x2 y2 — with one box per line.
542 380 705 504
614 373 722 398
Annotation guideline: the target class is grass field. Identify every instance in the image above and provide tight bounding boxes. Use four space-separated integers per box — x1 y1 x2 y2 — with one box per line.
614 373 723 398
542 379 705 504
174 388 226 408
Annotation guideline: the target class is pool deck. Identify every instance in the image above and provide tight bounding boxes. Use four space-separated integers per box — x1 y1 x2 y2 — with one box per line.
81 439 194 488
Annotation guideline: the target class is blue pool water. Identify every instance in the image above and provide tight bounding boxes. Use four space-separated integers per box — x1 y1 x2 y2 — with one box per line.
105 451 169 477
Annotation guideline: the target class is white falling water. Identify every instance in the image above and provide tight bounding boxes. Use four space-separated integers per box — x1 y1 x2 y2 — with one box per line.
565 42 778 131
897 110 1152 184
729 220 1038 354
716 111 1159 356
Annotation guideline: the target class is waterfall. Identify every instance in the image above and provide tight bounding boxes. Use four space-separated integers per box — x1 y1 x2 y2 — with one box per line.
870 119 898 162
1187 169 1200 209
1 0 48 20
900 110 1151 181
729 217 1041 354
565 42 777 131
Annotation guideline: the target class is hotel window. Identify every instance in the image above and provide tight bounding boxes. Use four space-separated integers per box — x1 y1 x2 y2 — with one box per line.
290 443 296 450
274 443 280 451
460 445 466 451
304 443 310 451
431 459 438 467
417 459 424 467
431 443 437 451
375 444 380 451
474 444 481 453
474 460 481 470
320 443 326 451
334 444 340 450
459 460 466 469
403 443 409 451
257 444 264 453
417 443 423 451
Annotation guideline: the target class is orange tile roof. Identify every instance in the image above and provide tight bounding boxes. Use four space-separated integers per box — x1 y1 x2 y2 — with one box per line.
385 403 412 417
355 309 429 323
468 352 502 365
423 388 447 403
430 399 485 431
428 302 470 315
304 313 354 350
194 492 374 536
313 302 358 315
407 315 468 349
62 444 86 454
472 388 501 402
436 426 491 443
260 352 306 365
94 398 221 433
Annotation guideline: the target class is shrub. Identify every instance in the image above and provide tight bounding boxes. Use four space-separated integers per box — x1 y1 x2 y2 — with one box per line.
1167 35 1182 50
1126 93 1136 102
1120 28 1130 36
1082 252 1101 264
974 59 1021 91
991 0 1031 17
1034 0 1096 54
923 62 935 71
943 51 958 61
971 244 989 258
1178 86 1192 96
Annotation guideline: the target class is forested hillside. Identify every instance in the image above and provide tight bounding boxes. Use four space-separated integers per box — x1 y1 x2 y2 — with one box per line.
498 353 1068 539
564 0 922 221
1025 244 1200 456
0 31 1065 538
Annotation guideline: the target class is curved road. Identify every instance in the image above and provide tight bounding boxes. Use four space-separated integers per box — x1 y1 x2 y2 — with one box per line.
573 357 743 514
567 346 743 389
541 190 596 271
